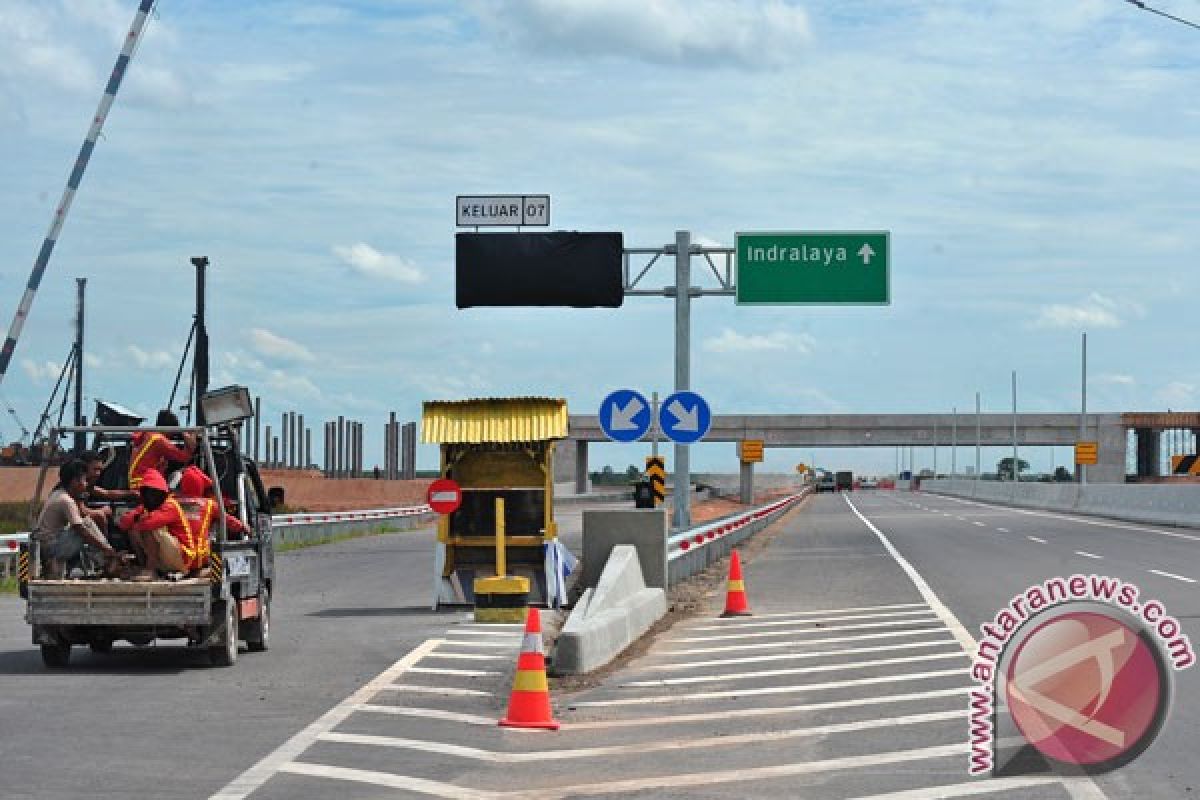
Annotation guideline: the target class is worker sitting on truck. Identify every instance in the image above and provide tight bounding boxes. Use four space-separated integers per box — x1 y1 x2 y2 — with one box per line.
117 469 205 580
78 449 140 532
128 410 196 489
32 459 119 579
176 464 249 543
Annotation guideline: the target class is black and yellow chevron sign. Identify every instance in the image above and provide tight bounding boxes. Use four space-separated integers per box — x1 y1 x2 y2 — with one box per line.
645 456 666 506
1172 455 1200 476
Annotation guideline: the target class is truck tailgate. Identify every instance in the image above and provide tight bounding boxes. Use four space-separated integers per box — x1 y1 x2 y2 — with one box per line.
27 579 211 626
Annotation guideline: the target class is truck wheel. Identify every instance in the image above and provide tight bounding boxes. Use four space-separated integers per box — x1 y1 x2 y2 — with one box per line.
41 643 71 668
208 600 238 667
246 588 271 653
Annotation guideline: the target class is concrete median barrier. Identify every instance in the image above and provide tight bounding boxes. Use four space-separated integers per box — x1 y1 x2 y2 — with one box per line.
553 545 667 674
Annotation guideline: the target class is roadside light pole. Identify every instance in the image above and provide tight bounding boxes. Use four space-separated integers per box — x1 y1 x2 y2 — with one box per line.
1080 332 1088 486
975 392 981 481
1012 371 1019 485
191 256 209 425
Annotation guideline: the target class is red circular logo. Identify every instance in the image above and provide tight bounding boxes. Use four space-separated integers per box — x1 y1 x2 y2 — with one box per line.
426 478 462 515
1005 611 1167 768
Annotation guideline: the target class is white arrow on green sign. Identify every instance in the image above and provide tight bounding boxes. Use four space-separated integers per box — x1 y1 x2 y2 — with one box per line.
736 231 890 305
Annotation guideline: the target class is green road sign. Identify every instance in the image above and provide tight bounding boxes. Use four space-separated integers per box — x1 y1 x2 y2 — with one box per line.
736 231 890 305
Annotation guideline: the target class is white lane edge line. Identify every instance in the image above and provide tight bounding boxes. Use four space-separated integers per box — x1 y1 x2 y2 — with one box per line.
843 776 1066 800
843 495 976 653
1148 569 1197 584
207 638 442 800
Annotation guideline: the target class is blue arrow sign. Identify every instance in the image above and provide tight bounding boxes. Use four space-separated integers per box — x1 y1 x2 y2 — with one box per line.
659 391 711 444
598 389 652 443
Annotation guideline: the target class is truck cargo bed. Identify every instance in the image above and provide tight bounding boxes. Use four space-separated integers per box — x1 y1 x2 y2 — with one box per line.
26 579 211 626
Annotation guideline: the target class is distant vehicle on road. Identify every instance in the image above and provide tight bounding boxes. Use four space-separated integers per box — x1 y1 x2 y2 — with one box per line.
836 471 854 492
816 473 837 493
860 477 878 489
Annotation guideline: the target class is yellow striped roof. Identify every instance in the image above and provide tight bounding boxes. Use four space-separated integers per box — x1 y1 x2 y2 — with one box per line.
421 397 568 444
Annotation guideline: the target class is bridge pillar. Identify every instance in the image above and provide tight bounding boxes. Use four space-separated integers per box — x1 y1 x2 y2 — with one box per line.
1089 422 1128 484
1135 428 1161 478
739 461 753 504
554 438 589 495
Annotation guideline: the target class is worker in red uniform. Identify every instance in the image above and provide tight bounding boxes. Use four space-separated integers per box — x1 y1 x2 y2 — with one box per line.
117 469 209 579
177 464 250 544
128 409 196 489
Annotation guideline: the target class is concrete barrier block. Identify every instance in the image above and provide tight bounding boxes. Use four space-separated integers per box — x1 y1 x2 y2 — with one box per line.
554 544 667 674
582 509 668 590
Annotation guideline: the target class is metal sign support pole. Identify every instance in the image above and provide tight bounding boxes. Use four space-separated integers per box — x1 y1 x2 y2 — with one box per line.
674 230 691 529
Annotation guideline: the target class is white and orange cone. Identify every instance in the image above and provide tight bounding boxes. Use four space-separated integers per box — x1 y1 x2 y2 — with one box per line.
499 607 560 730
720 549 753 617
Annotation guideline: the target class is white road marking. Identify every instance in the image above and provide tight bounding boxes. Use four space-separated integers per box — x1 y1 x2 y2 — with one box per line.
436 639 517 649
1149 569 1197 584
692 601 926 623
409 666 501 677
621 650 967 688
972 521 986 527
319 710 964 763
208 638 442 800
844 495 1109 800
688 608 936 631
566 686 972 730
381 684 492 697
674 617 948 643
571 667 968 707
843 496 977 654
355 704 498 726
445 629 522 637
844 777 1065 800
936 493 1200 543
1075 550 1103 560
997 527 1009 532
955 516 967 521
281 742 974 799
425 652 508 661
640 637 959 671
1028 536 1047 543
659 626 953 656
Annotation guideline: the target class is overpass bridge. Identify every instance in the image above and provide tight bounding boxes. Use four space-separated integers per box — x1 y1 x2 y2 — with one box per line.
556 411 1199 491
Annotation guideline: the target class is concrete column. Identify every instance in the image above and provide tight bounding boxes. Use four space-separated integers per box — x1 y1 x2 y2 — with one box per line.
1135 428 1160 478
336 416 345 479
739 461 753 504
297 414 305 468
1090 423 1128 484
575 439 589 495
305 428 311 470
402 422 416 480
264 425 273 468
272 435 279 468
324 422 332 477
280 414 288 469
253 396 261 462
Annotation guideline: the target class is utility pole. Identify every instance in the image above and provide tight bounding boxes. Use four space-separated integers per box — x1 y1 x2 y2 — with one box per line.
975 392 981 480
1011 371 1019 484
951 407 957 478
73 278 85 454
1080 332 1087 486
673 231 691 528
191 257 209 425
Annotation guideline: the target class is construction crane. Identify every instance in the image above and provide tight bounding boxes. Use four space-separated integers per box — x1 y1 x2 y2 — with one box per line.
0 0 157 390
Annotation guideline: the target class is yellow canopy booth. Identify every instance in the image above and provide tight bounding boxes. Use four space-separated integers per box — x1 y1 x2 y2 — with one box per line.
422 397 568 610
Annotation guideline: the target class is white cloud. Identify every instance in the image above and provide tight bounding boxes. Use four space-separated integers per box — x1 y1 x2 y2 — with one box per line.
332 243 424 284
21 359 62 382
249 329 315 364
1030 293 1143 330
472 0 812 69
704 328 815 354
1156 381 1195 409
1093 373 1135 387
126 345 174 371
83 353 103 369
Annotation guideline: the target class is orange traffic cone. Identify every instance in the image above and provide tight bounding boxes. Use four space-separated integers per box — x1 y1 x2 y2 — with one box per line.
721 549 752 617
499 607 560 730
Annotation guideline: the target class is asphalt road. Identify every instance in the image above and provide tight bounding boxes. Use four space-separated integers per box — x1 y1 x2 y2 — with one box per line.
2 492 1195 799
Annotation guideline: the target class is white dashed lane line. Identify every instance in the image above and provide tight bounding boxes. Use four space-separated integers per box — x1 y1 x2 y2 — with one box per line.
972 522 986 528
1148 569 1197 584
997 528 1009 533
1074 551 1103 560
1028 536 1046 544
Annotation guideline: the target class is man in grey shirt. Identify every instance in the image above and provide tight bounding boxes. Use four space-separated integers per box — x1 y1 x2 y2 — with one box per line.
33 460 118 578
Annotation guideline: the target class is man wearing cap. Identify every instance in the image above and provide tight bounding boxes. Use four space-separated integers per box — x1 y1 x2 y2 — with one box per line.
117 469 207 580
128 410 196 489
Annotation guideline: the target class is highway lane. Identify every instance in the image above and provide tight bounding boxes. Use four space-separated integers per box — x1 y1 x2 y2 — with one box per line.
0 504 598 800
851 490 1200 799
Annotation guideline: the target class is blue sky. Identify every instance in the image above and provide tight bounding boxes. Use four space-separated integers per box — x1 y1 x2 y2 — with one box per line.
0 0 1197 476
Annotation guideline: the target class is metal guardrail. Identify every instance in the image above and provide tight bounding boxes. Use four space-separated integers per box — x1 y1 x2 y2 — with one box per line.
666 488 812 587
272 505 433 527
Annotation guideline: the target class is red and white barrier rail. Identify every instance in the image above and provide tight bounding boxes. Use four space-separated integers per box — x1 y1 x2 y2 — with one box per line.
1 532 29 551
667 489 810 561
272 505 434 528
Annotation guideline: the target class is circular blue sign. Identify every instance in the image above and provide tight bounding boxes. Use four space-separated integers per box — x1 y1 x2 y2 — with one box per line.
659 391 711 444
598 389 652 443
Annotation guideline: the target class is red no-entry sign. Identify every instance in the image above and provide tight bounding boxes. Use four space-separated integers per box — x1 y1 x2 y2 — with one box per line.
427 478 463 515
